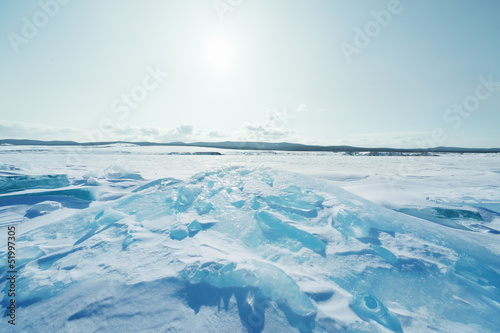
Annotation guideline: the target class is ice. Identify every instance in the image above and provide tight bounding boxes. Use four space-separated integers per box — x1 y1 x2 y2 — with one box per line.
231 200 246 208
265 195 318 218
181 260 316 321
84 176 100 186
261 174 274 187
1 188 95 202
450 255 500 303
175 186 202 210
72 210 124 246
255 211 326 255
170 227 188 240
0 174 69 194
251 198 261 210
194 201 214 215
188 219 204 236
397 206 482 231
25 201 62 218
1 158 500 332
351 294 403 332
0 207 23 228
131 177 181 193
122 234 135 250
371 245 398 265
0 246 44 275
0 163 20 171
84 165 144 180
334 208 374 239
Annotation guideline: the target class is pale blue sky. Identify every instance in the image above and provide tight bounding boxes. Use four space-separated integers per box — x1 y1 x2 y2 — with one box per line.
1 0 499 147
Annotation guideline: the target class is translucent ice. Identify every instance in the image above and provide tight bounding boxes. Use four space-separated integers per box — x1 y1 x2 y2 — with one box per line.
122 232 136 250
170 227 188 240
4 166 500 332
175 186 202 210
102 165 144 180
231 200 246 209
2 188 95 202
132 177 182 193
397 207 478 230
351 294 403 332
188 220 203 236
255 211 326 255
264 195 318 218
0 174 69 194
182 260 316 318
195 201 214 215
450 255 500 303
25 201 62 218
334 208 372 239
84 176 101 186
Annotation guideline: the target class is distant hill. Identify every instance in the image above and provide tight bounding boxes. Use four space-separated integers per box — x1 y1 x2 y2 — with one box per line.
1 139 499 154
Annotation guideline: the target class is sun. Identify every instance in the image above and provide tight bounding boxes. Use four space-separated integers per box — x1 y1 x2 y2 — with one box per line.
204 33 236 74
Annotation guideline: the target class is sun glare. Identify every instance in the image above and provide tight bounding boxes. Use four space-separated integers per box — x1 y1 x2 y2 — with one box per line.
204 34 236 74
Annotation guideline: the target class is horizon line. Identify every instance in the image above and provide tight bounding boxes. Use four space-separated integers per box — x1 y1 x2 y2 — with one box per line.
1 138 500 153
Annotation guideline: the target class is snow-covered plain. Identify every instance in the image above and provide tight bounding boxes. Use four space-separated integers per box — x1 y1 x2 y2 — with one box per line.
1 145 500 332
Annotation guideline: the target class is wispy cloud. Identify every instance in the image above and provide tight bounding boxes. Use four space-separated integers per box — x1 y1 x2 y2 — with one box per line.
240 104 310 141
1 119 431 148
241 123 293 140
0 104 317 145
0 120 228 143
0 120 86 141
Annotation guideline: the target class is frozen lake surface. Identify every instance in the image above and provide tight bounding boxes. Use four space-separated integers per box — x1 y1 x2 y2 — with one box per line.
1 145 500 332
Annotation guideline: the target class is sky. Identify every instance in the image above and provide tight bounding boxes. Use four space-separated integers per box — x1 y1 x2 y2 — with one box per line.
0 0 499 148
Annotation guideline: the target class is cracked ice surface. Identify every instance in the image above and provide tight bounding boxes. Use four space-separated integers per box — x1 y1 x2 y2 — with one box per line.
1 163 499 332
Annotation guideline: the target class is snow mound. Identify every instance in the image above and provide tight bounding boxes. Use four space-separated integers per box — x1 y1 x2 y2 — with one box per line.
84 165 144 181
1 166 499 332
24 201 62 218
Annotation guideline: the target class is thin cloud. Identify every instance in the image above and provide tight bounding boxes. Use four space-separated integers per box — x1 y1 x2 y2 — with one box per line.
0 120 229 143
